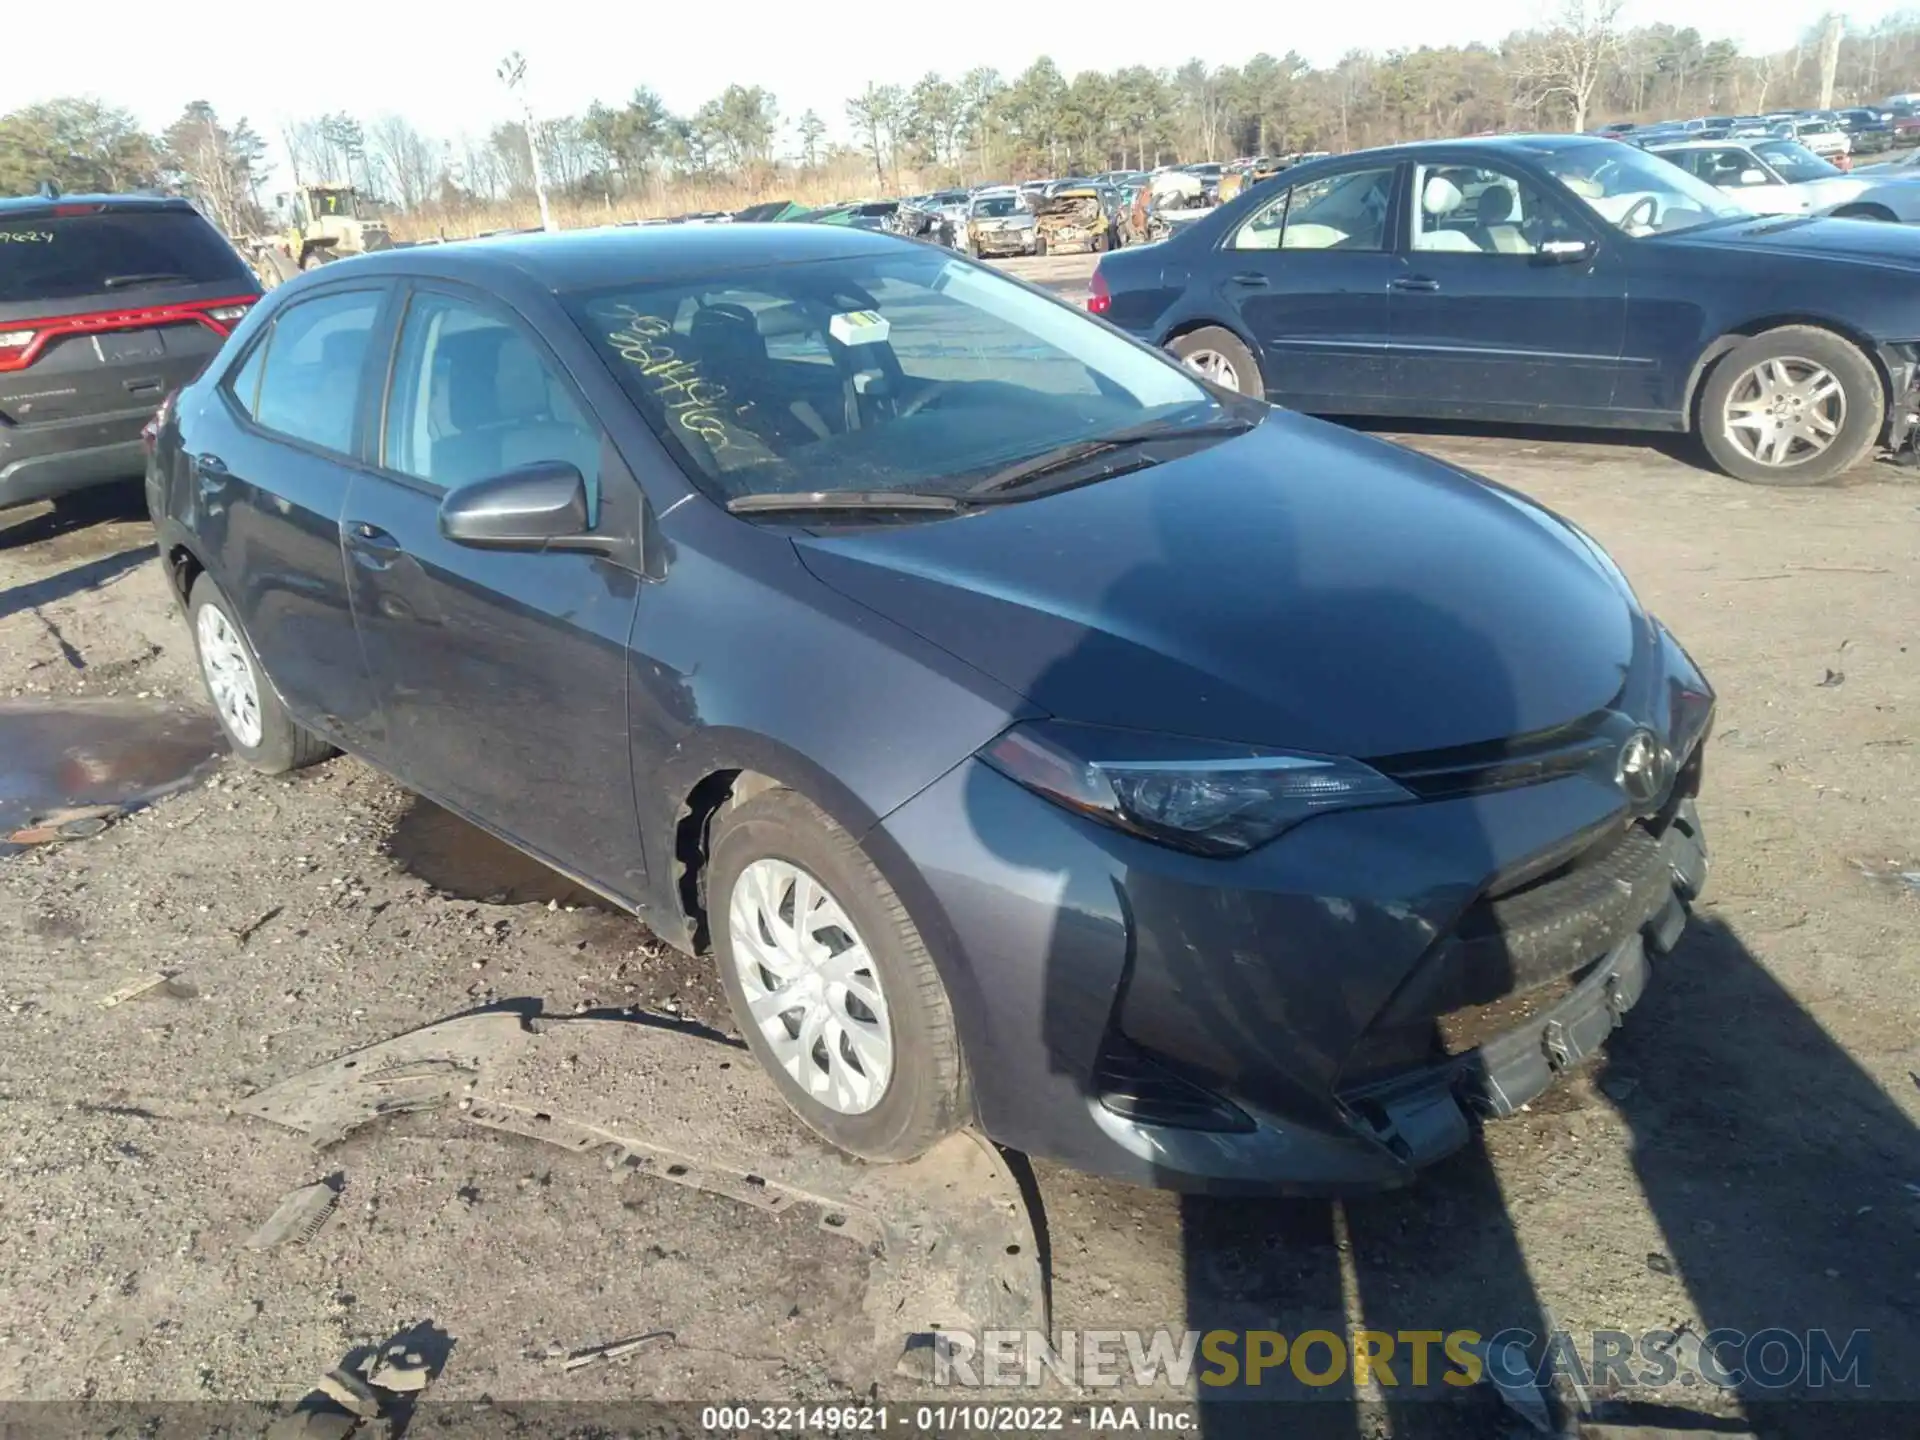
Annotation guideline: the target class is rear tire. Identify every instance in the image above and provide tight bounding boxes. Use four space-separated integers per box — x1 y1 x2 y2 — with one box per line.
187 576 334 774
1167 325 1264 398
709 787 968 1162
1696 326 1882 486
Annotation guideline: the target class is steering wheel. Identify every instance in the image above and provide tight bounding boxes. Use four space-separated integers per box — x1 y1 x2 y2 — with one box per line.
1623 194 1660 233
896 379 960 420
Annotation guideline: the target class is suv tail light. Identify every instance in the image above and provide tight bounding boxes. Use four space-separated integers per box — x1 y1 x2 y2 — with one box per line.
0 295 258 372
1087 268 1112 315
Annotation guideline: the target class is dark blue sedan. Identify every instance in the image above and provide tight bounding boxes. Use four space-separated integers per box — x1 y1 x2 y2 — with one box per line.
1091 134 1920 486
148 223 1712 1193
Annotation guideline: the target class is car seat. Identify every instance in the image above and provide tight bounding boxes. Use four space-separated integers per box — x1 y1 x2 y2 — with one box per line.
1415 174 1480 251
1475 185 1531 253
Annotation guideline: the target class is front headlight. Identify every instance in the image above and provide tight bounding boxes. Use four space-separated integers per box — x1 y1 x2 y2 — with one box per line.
980 721 1414 856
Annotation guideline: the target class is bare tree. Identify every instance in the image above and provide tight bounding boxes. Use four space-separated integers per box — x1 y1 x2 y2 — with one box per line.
164 102 267 235
368 114 440 211
1816 13 1845 110
846 84 899 186
1512 0 1624 132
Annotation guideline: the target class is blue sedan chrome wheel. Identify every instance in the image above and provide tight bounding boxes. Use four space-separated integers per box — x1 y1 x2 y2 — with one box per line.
1180 348 1240 389
1721 355 1846 469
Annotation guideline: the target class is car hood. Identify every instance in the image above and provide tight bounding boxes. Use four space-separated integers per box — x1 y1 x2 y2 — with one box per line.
793 415 1640 758
1657 211 1920 265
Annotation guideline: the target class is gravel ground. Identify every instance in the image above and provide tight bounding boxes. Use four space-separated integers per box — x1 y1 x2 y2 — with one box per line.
2 274 1917 1436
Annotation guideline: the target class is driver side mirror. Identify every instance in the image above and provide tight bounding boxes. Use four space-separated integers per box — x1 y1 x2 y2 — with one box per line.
439 461 604 553
1538 237 1596 264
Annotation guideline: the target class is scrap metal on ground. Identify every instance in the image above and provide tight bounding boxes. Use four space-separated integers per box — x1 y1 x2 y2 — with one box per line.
237 1004 1048 1383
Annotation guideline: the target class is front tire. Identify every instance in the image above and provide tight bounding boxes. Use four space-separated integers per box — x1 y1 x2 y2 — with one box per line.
187 576 334 774
1167 325 1264 398
709 788 968 1162
1697 326 1882 486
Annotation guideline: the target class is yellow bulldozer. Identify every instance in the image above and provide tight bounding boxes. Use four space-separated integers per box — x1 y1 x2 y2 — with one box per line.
250 183 392 285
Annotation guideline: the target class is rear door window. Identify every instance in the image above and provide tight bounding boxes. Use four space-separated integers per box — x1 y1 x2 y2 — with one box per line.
1229 166 1398 252
0 210 252 306
249 289 383 456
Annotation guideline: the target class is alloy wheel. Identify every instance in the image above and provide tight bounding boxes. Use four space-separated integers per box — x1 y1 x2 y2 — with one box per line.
1181 348 1240 390
195 605 263 748
1721 355 1846 468
727 858 894 1115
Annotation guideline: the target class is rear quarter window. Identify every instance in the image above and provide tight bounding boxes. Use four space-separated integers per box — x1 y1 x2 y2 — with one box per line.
0 210 252 306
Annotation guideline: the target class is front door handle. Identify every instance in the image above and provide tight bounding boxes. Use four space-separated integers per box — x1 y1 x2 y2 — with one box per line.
1390 276 1441 292
1229 271 1270 288
345 520 403 570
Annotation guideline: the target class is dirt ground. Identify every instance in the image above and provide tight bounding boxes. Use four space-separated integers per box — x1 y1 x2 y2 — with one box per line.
1 253 1917 1437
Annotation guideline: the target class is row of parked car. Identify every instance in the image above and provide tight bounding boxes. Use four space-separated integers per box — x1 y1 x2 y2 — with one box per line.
1594 102 1920 163
887 165 1243 257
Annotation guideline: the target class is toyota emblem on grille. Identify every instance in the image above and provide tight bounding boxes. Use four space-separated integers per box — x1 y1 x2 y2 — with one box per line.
1617 729 1667 806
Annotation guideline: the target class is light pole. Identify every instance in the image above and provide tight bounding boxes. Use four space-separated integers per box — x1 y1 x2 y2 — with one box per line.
497 50 556 232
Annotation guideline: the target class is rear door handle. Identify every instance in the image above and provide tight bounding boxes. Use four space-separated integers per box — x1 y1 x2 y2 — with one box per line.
1229 271 1270 288
1390 276 1441 292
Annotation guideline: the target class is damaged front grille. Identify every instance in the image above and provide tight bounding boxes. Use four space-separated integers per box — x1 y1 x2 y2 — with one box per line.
1339 805 1695 1089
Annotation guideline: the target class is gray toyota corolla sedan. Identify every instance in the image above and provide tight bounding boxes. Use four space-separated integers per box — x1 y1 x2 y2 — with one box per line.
147 224 1712 1194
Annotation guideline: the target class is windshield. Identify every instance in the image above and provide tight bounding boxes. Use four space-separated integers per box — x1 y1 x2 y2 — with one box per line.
1540 145 1743 235
1751 140 1840 183
568 247 1221 504
974 196 1021 217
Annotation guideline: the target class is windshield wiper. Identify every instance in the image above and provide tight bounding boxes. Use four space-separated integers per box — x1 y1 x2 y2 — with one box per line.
971 415 1255 495
101 272 193 289
727 490 965 515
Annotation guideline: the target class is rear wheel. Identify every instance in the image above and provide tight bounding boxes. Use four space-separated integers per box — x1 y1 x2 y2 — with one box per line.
1033 234 1049 257
1167 325 1264 398
1832 203 1896 222
1697 326 1883 486
709 788 968 1162
187 576 334 773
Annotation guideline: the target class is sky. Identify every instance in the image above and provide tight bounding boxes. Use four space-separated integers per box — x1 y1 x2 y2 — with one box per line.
13 0 1909 163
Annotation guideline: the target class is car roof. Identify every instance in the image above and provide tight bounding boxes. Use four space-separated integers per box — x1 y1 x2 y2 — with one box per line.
320 222 915 294
0 193 199 219
1277 133 1627 169
1645 139 1747 151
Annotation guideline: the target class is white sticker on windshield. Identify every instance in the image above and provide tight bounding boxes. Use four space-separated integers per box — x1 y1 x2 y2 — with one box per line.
829 310 891 346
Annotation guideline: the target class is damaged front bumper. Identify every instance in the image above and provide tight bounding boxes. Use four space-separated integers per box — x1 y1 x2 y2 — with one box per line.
969 227 1034 257
876 607 1715 1195
1881 343 1920 462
